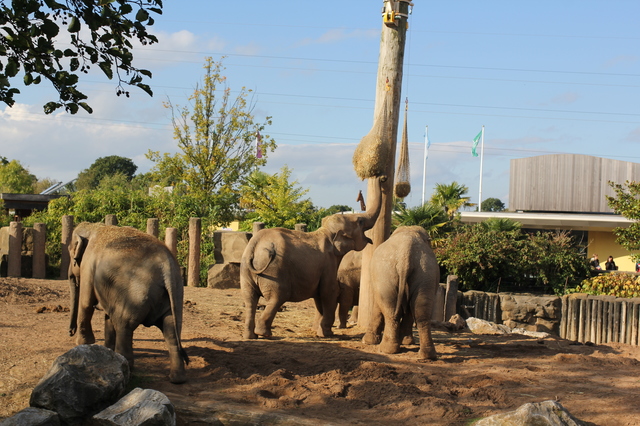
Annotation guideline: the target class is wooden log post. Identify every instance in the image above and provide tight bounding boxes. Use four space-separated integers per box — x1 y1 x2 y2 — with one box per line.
105 215 118 226
32 223 46 279
252 222 265 234
444 275 459 321
359 0 411 329
187 217 201 287
147 218 159 238
8 221 22 277
60 215 74 280
165 227 178 258
294 223 307 232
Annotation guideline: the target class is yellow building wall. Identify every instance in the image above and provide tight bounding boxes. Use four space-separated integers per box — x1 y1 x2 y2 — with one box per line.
588 230 635 272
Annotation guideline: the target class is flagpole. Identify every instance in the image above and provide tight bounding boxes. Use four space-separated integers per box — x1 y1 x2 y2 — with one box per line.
421 125 428 206
478 125 485 212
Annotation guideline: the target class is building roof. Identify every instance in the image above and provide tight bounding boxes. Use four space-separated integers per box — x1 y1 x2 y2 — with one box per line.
460 211 633 232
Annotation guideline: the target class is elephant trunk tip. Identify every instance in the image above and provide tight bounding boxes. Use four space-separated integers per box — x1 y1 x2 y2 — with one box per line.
69 327 76 337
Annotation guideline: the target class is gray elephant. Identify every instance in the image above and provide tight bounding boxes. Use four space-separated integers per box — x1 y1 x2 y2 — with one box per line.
363 226 440 360
68 222 189 383
336 250 361 328
240 176 385 339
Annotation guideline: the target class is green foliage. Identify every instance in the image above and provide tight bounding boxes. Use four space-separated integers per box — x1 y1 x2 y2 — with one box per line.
0 0 162 113
436 224 590 294
576 273 640 298
75 156 138 190
607 181 640 260
239 166 314 230
478 217 521 232
393 202 450 241
480 197 505 212
0 159 36 193
430 181 474 220
146 57 276 225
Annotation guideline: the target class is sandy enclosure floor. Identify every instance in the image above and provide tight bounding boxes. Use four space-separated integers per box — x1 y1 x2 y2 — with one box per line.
1 277 640 425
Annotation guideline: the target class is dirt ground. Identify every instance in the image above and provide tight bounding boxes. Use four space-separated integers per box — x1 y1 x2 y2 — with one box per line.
1 277 640 425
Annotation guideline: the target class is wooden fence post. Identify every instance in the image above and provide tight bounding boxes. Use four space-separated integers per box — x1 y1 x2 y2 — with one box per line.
295 223 307 232
165 227 177 258
252 222 265 234
8 221 22 277
147 218 159 238
188 217 201 287
60 215 74 279
32 223 46 279
105 215 118 226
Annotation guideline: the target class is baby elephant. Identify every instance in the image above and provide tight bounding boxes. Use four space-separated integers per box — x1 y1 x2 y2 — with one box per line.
363 226 440 360
68 222 189 383
336 250 361 328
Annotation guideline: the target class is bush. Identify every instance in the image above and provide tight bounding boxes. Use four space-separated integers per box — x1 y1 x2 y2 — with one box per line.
575 273 640 298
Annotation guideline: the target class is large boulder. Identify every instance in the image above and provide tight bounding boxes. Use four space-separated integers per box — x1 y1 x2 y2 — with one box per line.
207 263 241 289
474 400 584 425
213 231 251 264
466 317 510 335
499 294 561 334
0 407 60 426
92 388 175 426
29 345 130 425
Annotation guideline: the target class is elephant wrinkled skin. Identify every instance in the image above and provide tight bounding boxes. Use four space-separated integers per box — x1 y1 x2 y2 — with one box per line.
363 226 440 360
337 250 361 328
240 176 385 339
68 222 189 384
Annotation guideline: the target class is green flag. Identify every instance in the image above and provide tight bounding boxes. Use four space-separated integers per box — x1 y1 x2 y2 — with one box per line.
472 130 482 157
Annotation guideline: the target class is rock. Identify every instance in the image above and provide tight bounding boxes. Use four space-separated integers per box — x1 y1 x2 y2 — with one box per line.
466 317 510 335
510 328 551 339
499 294 561 334
207 262 241 289
446 314 467 331
0 407 60 426
473 400 585 425
29 345 130 425
93 388 175 426
213 231 251 264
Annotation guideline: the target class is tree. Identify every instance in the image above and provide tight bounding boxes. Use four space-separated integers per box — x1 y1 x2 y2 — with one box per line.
480 197 505 212
0 159 36 193
1 0 162 114
392 202 450 240
239 166 314 229
76 155 138 190
478 217 521 232
147 57 276 225
607 181 640 259
430 181 474 220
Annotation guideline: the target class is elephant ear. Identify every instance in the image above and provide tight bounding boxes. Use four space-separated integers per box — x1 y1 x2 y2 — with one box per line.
72 235 88 265
331 230 355 256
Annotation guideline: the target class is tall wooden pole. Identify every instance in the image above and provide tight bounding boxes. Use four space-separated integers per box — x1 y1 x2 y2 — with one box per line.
359 1 412 328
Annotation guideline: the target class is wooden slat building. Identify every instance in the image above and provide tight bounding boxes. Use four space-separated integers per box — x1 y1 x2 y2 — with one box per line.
509 154 640 213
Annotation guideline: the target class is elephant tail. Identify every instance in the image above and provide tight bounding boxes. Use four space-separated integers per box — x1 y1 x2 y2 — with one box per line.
246 241 276 276
394 263 411 319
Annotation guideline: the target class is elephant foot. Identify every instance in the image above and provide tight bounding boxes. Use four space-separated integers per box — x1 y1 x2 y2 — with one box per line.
254 323 272 338
169 369 187 384
362 332 381 345
76 335 95 345
379 339 400 354
418 348 438 361
316 327 334 338
243 330 258 339
402 335 415 346
338 322 347 329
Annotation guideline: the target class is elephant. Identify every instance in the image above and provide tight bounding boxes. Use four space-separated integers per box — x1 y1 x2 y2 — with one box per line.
240 175 385 339
336 250 361 328
68 222 189 384
363 226 440 360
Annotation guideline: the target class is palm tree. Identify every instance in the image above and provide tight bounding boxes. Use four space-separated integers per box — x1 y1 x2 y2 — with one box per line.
479 217 522 232
430 181 474 220
393 202 450 240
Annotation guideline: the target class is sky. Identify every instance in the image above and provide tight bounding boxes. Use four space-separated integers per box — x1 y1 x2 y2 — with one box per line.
2 1 640 211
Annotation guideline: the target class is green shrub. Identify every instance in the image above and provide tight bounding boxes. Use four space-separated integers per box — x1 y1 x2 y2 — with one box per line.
575 273 640 298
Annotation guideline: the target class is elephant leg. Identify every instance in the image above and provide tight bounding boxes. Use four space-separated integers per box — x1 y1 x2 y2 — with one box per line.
76 285 97 345
414 292 437 360
380 313 401 354
337 287 354 329
349 305 359 325
159 314 187 384
114 326 135 369
400 314 415 346
362 300 383 345
242 288 259 340
104 314 116 350
315 296 338 338
255 293 285 338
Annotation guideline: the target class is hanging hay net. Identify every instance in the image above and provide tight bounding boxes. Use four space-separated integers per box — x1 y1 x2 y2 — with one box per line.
352 96 393 180
394 102 411 198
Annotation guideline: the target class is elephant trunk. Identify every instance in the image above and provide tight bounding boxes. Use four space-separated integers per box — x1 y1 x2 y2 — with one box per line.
359 175 385 229
69 268 79 337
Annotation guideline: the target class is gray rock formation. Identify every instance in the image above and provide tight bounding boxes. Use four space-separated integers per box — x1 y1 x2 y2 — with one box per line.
0 407 60 426
474 400 584 425
93 388 175 426
29 345 129 425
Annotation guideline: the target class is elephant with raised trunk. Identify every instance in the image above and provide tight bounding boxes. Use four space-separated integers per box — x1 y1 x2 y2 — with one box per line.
68 222 189 384
363 226 440 360
240 176 385 339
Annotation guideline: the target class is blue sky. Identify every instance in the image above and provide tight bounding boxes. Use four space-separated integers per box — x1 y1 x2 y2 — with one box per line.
2 1 639 210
